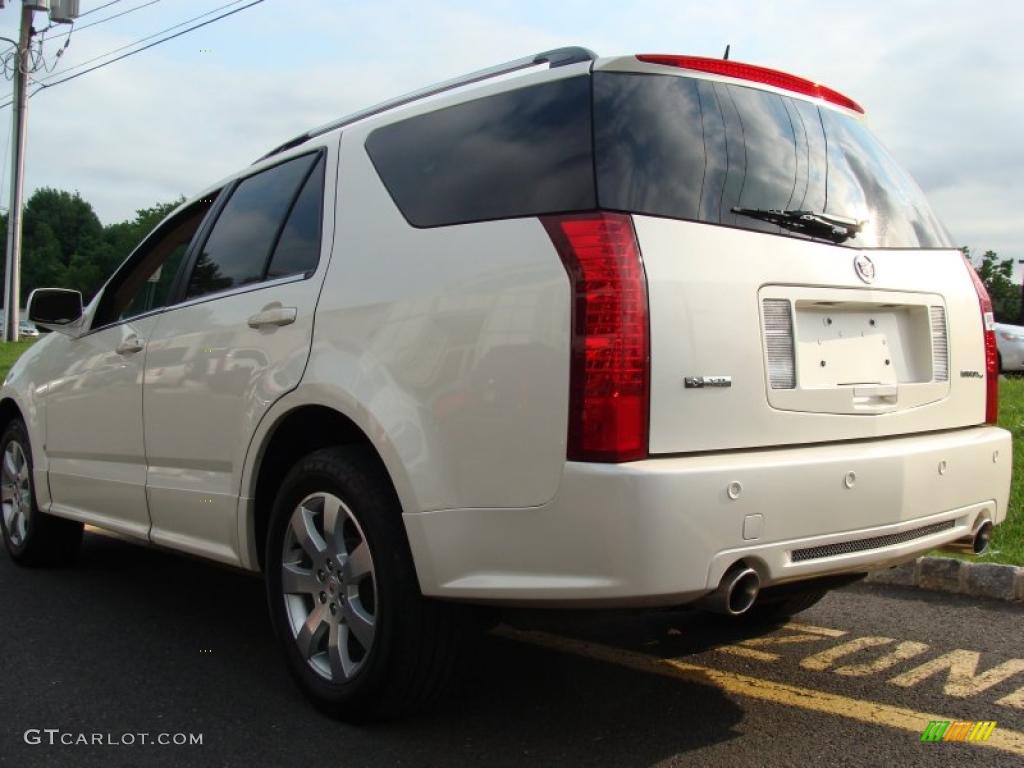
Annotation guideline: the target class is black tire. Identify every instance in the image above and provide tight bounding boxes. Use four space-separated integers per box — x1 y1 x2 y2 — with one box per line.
0 418 82 566
265 445 474 721
739 589 829 624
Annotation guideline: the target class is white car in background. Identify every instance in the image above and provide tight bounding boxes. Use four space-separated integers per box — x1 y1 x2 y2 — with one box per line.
0 315 40 338
18 321 39 338
995 322 1024 372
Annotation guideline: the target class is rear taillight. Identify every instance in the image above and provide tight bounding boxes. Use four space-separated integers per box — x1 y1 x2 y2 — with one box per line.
542 212 650 462
635 54 865 114
963 254 999 424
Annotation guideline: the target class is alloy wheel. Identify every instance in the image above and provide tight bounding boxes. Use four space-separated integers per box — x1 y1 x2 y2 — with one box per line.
1 440 31 547
280 492 377 682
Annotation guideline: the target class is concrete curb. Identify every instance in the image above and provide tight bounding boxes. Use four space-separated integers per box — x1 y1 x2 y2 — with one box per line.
866 556 1024 602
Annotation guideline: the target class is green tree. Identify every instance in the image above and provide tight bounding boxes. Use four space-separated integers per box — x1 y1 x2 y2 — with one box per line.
24 188 103 260
0 192 183 306
965 247 1021 324
94 199 182 295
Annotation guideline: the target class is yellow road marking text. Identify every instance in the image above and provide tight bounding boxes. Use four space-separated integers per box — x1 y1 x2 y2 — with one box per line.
496 627 1024 758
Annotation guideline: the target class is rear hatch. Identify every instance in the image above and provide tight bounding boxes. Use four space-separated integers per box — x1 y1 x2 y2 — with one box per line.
592 58 986 454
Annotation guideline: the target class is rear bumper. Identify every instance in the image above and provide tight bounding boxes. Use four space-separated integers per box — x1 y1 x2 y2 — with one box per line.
403 427 1012 606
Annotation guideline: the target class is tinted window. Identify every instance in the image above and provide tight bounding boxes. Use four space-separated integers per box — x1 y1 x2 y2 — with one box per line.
819 110 950 248
187 154 317 299
366 76 595 227
120 243 190 319
593 71 951 249
94 196 217 327
267 155 325 279
594 73 704 222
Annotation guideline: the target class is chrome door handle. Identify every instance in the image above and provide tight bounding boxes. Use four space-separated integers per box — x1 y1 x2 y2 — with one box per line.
115 335 144 355
247 304 297 329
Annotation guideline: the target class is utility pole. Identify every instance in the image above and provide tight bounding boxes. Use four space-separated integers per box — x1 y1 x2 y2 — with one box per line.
2 1 33 342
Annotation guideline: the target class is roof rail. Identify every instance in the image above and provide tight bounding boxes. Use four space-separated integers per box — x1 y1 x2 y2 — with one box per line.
255 46 598 163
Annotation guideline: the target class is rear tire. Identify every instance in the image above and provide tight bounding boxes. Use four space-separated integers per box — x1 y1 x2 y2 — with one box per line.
0 418 82 566
265 445 474 721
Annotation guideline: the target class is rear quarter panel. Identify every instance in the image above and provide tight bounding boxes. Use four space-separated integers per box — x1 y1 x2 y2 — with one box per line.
302 128 572 513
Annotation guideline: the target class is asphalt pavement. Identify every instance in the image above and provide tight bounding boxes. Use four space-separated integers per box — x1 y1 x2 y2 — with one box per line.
1 531 1022 767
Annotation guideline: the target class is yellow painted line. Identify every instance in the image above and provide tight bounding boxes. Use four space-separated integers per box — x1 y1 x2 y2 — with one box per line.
741 633 831 649
784 621 849 638
801 636 895 671
495 627 1024 758
717 631 828 662
716 645 779 662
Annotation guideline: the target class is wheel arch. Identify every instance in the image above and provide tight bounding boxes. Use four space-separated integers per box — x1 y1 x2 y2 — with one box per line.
0 396 24 431
240 401 413 572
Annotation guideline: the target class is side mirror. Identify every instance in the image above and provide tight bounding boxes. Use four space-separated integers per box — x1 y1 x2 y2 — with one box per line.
27 288 84 337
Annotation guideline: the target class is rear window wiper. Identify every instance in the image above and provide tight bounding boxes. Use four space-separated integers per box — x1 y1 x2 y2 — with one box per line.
731 207 866 244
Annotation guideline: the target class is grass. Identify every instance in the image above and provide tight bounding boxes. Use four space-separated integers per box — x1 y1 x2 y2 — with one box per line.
0 338 1019 563
0 339 35 381
958 376 1024 566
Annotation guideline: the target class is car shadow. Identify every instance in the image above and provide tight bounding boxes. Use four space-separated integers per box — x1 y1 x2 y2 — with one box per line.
502 602 813 662
0 532 748 768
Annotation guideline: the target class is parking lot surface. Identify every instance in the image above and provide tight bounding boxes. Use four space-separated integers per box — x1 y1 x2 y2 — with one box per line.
1 532 1022 767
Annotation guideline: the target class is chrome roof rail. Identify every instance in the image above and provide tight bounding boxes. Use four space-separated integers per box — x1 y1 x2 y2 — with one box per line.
254 46 597 163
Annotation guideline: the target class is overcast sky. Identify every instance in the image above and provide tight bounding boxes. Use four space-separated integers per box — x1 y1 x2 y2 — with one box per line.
0 0 1021 265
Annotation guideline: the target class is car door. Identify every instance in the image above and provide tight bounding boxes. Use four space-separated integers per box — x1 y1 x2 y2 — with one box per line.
142 146 335 565
45 198 216 538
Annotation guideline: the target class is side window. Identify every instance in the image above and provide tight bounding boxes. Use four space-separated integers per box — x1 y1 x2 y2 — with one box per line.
365 76 595 227
266 155 325 279
94 196 218 328
186 154 318 300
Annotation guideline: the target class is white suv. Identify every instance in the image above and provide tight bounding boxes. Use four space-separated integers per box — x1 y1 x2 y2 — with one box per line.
1 47 1011 718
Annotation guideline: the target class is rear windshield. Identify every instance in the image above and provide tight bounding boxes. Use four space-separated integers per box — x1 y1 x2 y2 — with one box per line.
593 71 951 249
366 71 950 249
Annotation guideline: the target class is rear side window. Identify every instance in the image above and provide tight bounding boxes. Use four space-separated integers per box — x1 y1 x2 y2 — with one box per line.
365 76 595 227
593 71 951 249
187 153 318 300
267 155 325 279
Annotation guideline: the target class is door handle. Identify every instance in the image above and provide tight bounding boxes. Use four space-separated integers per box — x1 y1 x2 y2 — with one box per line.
115 335 144 355
247 304 297 329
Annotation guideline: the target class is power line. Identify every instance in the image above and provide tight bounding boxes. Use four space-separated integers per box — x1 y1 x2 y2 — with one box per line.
35 0 246 85
48 0 162 40
77 1 126 19
0 0 265 110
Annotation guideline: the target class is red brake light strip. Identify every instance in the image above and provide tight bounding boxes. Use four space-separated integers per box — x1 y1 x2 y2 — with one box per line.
636 54 864 114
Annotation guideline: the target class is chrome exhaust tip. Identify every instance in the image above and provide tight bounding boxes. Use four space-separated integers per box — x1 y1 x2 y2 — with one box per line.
973 521 993 555
697 563 761 616
939 520 994 555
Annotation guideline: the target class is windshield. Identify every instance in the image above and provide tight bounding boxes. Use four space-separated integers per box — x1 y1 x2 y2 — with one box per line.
592 71 952 249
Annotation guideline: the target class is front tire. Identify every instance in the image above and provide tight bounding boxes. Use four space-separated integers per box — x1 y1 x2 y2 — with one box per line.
265 446 472 720
0 418 82 566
